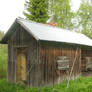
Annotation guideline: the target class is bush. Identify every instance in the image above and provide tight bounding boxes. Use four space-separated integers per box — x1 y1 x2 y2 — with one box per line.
0 44 8 79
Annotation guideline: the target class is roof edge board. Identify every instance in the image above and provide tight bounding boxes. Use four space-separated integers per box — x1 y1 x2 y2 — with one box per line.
40 39 92 47
16 18 39 41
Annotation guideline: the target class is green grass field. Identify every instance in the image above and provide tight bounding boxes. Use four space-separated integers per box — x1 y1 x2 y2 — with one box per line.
1 76 92 92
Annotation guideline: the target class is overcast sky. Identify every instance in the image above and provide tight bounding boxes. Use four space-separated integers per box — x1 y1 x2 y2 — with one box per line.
0 0 81 32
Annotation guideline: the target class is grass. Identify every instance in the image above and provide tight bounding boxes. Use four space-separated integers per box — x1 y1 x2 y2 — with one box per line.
1 76 92 92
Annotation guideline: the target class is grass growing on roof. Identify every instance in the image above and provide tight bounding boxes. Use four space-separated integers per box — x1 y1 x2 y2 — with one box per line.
1 76 92 92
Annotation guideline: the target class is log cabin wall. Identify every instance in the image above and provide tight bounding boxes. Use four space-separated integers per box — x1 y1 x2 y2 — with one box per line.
39 42 81 86
81 49 92 71
7 25 41 87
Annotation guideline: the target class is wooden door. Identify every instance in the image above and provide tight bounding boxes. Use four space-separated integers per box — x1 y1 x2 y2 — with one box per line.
16 48 27 82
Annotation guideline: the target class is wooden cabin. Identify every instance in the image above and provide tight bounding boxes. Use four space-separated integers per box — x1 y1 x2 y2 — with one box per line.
1 18 92 87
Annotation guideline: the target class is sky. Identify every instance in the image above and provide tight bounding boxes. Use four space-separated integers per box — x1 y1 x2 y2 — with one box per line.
0 0 81 32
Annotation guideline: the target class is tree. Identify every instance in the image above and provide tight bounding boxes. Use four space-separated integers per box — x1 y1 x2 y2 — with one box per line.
24 0 49 23
0 31 4 40
76 0 92 38
49 0 74 30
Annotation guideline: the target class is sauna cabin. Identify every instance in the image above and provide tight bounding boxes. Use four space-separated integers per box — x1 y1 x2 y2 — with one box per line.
1 18 92 87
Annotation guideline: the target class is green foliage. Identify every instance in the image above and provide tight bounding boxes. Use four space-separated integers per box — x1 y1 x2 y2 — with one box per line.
0 31 8 79
50 0 74 30
0 45 7 78
0 31 4 40
24 0 49 23
0 79 26 92
76 0 92 38
1 77 92 92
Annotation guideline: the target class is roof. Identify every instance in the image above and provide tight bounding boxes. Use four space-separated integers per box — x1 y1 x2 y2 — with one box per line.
1 18 92 47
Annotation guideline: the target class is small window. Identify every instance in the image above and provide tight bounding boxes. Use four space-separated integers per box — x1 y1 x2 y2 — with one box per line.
85 57 92 71
57 56 69 70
